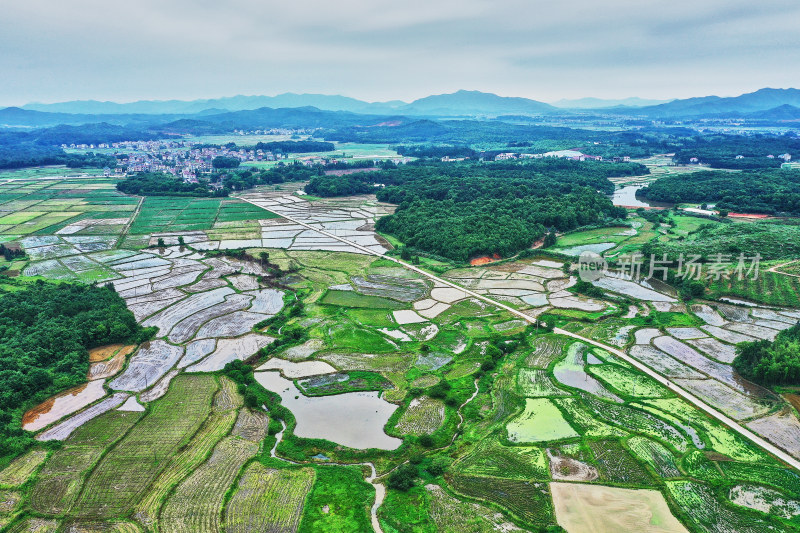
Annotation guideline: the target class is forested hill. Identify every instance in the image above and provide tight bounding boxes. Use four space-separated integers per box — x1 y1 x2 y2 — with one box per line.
639 169 800 215
305 160 640 261
306 159 647 197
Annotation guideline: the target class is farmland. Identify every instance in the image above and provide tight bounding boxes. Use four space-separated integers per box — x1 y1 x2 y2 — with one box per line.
2 161 800 533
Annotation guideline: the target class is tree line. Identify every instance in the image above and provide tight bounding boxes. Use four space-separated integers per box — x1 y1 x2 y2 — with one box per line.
639 169 800 215
733 323 800 385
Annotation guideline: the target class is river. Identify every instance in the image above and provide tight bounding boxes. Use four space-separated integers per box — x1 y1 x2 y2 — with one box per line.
612 185 673 208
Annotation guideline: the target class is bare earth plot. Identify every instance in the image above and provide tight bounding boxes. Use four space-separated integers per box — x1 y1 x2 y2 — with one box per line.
551 482 689 533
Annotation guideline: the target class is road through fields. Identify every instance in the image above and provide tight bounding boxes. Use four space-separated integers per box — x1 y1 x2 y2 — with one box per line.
237 194 800 474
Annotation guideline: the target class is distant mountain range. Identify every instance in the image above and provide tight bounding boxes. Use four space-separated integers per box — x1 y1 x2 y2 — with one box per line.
551 97 672 109
4 88 800 129
609 88 800 118
20 90 556 118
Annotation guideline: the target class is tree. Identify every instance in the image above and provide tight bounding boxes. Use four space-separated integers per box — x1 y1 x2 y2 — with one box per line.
157 238 165 247
733 323 800 385
426 460 447 477
543 230 557 248
387 464 418 491
212 156 240 169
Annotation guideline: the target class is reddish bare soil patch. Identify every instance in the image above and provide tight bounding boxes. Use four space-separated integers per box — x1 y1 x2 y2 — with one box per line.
728 213 770 219
470 253 501 266
785 394 800 413
88 348 129 380
23 380 106 432
89 344 124 362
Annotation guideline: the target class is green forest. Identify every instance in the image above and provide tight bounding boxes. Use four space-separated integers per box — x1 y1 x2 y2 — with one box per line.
305 160 642 261
371 160 636 261
733 323 800 385
116 172 228 197
253 140 335 153
672 135 800 168
639 170 800 215
0 281 150 461
305 175 375 196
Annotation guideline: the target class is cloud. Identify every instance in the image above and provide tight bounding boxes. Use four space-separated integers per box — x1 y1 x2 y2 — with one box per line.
0 0 798 105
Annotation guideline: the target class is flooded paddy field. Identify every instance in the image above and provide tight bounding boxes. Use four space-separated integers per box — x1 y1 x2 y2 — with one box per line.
4 179 800 532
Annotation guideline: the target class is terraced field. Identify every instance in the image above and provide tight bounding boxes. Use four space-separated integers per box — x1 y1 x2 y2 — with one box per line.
4 177 800 533
225 464 315 533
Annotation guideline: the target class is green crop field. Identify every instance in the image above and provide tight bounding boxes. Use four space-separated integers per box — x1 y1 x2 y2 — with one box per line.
72 375 218 518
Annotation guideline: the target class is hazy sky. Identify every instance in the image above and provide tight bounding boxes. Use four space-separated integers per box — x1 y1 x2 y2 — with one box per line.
2 0 799 105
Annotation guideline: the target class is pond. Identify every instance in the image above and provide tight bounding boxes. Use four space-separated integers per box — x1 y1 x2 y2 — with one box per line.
612 185 674 208
254 371 402 450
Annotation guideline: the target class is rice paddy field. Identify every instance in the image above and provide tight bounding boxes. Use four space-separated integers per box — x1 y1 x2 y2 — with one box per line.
2 168 800 532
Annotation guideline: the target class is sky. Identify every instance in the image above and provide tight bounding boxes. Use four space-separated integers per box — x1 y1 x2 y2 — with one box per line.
2 0 799 106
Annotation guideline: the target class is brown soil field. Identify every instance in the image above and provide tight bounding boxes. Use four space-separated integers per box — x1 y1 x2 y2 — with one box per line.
87 349 128 380
551 482 689 533
88 344 134 362
784 394 800 413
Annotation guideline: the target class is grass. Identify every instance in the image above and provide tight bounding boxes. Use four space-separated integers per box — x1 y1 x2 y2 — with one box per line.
297 465 373 532
378 485 433 533
556 226 631 247
329 326 399 353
